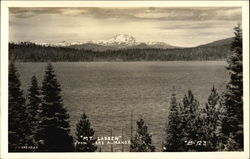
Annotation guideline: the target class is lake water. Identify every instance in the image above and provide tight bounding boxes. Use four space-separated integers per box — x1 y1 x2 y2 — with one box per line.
16 61 228 152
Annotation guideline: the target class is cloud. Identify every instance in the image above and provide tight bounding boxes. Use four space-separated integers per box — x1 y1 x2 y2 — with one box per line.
158 20 238 30
9 7 241 21
134 7 241 21
9 8 62 18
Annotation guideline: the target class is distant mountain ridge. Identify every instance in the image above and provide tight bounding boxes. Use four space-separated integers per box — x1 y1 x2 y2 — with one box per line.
35 34 179 51
61 36 233 51
197 37 233 48
25 35 234 51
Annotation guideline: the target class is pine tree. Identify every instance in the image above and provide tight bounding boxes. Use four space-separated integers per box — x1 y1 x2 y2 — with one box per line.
163 88 182 152
202 85 221 151
37 63 73 152
75 112 97 152
130 117 155 152
8 62 30 151
222 24 243 150
26 75 41 146
179 90 205 151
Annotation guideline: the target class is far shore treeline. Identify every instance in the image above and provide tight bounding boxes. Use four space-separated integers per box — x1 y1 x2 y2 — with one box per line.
8 25 243 152
9 40 231 62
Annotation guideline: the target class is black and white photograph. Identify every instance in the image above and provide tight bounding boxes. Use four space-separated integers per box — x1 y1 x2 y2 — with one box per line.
0 1 249 159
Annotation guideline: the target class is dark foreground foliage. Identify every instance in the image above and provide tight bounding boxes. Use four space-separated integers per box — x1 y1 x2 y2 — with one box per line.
75 113 97 152
130 118 155 152
8 62 31 151
36 63 73 152
222 24 243 150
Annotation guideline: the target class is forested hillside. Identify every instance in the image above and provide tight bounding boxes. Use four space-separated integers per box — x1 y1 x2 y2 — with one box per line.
9 41 231 62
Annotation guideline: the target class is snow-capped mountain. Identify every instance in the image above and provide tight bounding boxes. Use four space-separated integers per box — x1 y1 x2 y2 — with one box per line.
35 42 50 46
55 41 81 46
105 33 137 46
47 34 179 50
145 41 177 49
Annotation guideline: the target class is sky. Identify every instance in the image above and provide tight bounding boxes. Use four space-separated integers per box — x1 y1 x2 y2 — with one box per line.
9 7 241 47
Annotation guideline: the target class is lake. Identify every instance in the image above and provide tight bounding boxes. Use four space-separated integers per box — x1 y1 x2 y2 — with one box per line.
16 61 228 152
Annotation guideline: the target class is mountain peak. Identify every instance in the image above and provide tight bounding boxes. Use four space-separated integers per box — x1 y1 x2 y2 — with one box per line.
107 33 136 46
52 33 179 50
